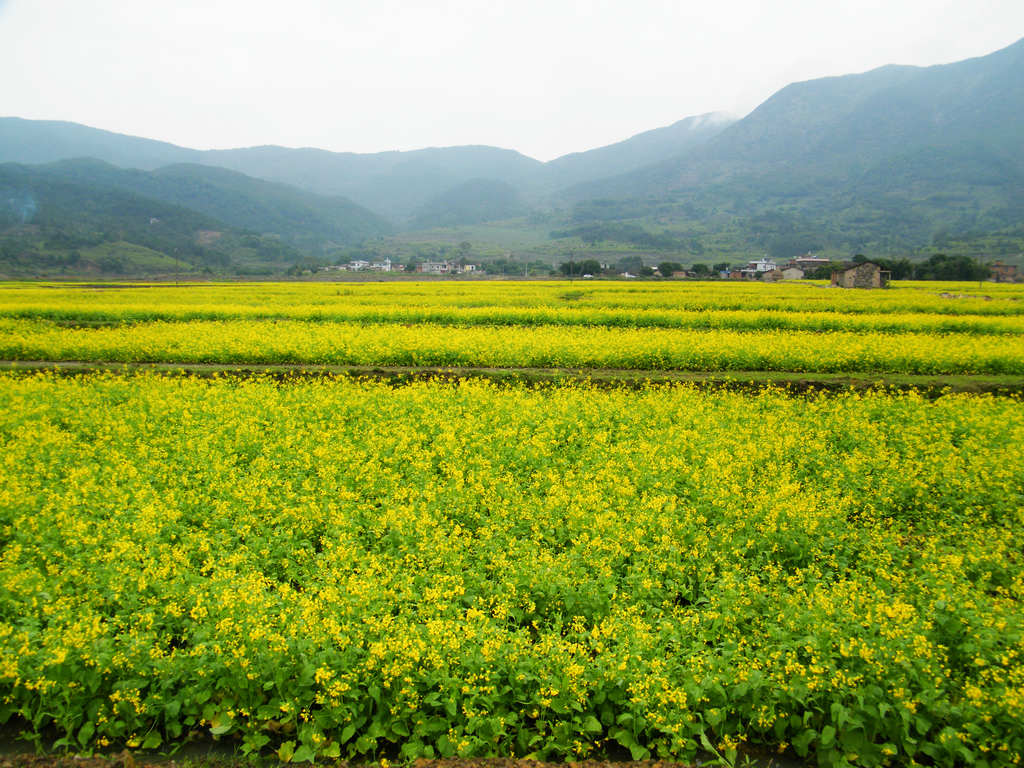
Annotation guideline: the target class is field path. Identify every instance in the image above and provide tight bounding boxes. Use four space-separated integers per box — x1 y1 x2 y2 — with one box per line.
2 359 1022 394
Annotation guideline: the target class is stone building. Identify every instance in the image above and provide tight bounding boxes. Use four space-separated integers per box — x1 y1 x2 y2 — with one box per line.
781 266 805 280
831 261 889 289
989 261 1020 283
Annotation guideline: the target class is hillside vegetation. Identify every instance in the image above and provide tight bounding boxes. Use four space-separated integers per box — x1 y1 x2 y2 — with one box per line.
0 160 389 276
2 38 1024 273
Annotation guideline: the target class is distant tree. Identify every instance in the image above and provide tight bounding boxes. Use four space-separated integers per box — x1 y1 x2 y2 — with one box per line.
806 262 842 280
691 263 710 276
658 261 684 277
713 262 730 273
914 253 989 280
615 255 645 274
560 259 602 277
875 257 913 280
639 266 655 277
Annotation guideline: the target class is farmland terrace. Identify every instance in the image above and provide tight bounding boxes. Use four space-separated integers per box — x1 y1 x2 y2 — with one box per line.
0 280 1022 767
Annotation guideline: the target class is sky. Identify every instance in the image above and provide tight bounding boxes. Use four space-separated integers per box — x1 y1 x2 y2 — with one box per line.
1 0 1023 161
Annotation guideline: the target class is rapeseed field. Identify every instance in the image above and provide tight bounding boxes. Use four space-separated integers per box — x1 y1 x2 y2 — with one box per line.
0 281 1022 766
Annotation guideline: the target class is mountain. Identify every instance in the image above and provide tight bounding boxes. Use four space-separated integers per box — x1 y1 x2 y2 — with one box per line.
0 161 250 275
0 161 393 276
201 145 543 223
0 120 544 224
3 35 1023 254
410 178 526 230
562 37 1024 251
0 116 730 225
0 117 198 169
543 112 734 191
36 158 391 246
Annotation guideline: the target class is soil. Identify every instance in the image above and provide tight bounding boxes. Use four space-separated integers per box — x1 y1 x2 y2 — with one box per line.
2 359 1023 396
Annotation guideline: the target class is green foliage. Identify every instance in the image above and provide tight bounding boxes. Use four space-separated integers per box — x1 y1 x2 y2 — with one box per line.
16 158 391 247
913 253 991 281
410 179 526 229
0 374 1022 765
0 163 320 276
551 222 699 252
558 259 603 277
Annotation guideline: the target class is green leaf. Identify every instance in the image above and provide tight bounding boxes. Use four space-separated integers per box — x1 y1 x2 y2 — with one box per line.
292 745 316 763
241 732 270 756
400 740 425 760
77 721 95 747
437 733 455 758
820 725 836 748
322 741 340 759
391 720 410 738
629 743 651 761
582 715 602 733
354 734 376 753
277 740 295 763
830 702 848 729
141 732 162 750
339 723 356 744
792 729 817 756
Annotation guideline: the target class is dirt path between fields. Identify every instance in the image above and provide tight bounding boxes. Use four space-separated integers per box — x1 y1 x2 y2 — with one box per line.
1 359 1023 395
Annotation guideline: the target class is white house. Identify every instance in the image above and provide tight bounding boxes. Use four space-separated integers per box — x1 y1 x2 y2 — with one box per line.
415 260 480 274
741 258 777 277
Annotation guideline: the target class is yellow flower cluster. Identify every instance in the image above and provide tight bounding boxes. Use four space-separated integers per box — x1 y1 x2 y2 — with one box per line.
0 317 1022 375
0 280 1021 376
0 280 1023 330
0 373 1021 765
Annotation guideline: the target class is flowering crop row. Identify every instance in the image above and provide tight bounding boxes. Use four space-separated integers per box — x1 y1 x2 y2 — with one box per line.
1 317 1023 375
1 374 1021 766
1 280 1023 320
4 303 1024 336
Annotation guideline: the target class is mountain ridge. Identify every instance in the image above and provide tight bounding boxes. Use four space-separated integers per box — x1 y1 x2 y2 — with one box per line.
3 35 1024 265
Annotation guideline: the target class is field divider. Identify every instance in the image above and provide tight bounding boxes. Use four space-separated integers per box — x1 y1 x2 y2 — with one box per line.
3 359 1023 394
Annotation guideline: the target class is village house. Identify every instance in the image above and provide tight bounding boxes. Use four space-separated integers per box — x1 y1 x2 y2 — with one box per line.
741 258 777 277
831 261 889 289
793 256 831 271
761 269 783 282
781 266 805 280
414 260 480 275
988 261 1019 283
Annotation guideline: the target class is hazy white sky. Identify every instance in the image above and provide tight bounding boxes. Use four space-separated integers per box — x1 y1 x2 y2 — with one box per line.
1 0 1022 161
